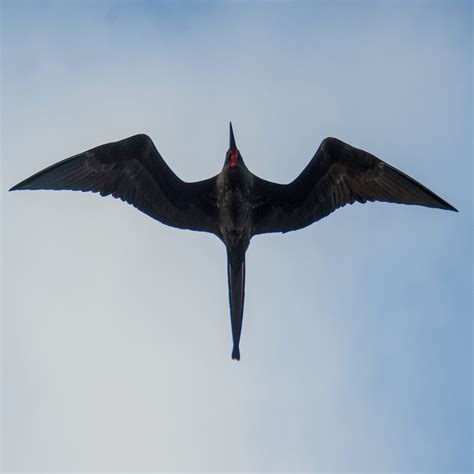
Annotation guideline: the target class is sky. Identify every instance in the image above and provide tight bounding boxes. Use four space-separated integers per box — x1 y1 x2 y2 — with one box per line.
1 0 472 472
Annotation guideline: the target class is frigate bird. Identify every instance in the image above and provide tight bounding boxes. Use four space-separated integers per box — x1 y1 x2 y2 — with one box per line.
10 124 457 360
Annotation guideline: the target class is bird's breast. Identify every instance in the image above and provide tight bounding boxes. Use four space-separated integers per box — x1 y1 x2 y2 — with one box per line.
217 181 253 246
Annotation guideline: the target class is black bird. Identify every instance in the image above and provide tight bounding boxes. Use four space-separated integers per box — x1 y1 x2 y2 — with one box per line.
10 124 457 360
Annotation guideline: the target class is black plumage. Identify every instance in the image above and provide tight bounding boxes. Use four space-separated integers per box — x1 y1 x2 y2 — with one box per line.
10 124 457 360
11 134 219 234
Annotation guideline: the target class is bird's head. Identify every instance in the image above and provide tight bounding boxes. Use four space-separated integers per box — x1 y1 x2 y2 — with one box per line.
226 122 240 170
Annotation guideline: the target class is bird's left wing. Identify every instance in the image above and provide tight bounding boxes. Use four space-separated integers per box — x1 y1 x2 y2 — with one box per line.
251 137 457 235
10 134 219 235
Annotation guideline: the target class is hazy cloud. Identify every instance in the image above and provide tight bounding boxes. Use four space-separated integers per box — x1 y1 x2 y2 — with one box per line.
2 1 471 471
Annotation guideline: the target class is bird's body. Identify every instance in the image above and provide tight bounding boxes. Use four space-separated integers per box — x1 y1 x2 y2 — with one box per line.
10 124 457 360
217 162 253 251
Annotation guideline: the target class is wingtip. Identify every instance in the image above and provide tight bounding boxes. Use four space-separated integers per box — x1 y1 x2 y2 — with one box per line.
9 177 31 191
439 200 458 212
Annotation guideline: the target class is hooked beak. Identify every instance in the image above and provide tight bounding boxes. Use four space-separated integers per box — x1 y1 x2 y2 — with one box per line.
229 122 239 169
229 122 237 150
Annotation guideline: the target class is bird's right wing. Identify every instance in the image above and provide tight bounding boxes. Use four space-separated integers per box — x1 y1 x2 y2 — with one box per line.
251 137 457 235
10 134 220 234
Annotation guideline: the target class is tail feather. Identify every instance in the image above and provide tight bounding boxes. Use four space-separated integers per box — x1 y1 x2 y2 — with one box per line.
232 346 241 361
227 255 245 361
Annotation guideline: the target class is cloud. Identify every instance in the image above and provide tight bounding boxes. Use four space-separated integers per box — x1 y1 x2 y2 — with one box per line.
2 1 471 471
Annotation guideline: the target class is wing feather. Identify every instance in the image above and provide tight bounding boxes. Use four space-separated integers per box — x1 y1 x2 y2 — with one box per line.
252 137 457 235
10 134 219 234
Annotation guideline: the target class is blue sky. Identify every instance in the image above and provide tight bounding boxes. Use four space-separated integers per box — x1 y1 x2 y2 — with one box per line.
2 1 472 471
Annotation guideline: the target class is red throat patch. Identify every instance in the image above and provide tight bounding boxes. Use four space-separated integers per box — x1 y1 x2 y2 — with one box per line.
230 149 239 169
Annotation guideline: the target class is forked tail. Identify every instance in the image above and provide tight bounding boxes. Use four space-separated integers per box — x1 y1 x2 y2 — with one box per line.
227 253 246 361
